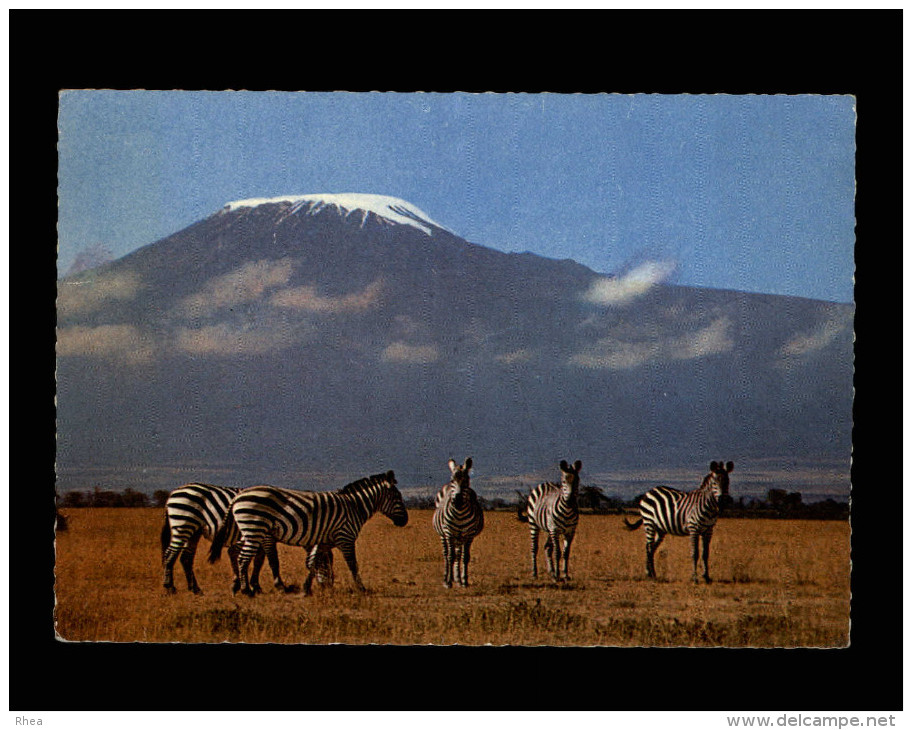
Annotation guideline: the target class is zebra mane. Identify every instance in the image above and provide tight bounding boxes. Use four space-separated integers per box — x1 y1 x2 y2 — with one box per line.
339 471 394 495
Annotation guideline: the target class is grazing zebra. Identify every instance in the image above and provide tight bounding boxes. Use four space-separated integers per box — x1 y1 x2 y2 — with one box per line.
209 470 408 595
433 458 485 588
624 460 734 583
161 483 287 595
518 460 582 582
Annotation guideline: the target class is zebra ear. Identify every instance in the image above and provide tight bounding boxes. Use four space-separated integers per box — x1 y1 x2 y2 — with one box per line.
710 461 719 472
448 459 458 474
465 457 473 472
573 460 582 473
560 460 569 471
725 461 734 473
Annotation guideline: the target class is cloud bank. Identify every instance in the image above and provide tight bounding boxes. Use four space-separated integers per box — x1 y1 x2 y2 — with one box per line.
271 280 383 313
57 324 155 364
570 316 734 370
582 260 676 306
57 271 145 317
180 258 294 317
381 342 440 364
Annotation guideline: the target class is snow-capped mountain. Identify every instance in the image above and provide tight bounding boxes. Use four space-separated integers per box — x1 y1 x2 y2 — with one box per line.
222 193 455 236
56 194 854 496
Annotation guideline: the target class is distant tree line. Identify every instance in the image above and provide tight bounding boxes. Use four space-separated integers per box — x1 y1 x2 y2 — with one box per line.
58 485 849 520
59 487 170 509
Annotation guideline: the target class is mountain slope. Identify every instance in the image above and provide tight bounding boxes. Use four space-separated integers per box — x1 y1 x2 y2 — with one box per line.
56 195 854 495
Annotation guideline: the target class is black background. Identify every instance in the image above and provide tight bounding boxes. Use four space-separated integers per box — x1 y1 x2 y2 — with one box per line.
13 9 900 712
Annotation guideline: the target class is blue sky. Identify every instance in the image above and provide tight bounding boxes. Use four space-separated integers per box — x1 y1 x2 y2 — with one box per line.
58 91 856 302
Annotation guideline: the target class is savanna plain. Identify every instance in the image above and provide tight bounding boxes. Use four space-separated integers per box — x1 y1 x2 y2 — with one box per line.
55 509 850 647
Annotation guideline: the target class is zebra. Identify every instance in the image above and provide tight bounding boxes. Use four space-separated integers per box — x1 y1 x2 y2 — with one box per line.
209 470 408 596
161 483 335 594
432 458 484 588
624 460 734 583
161 483 285 595
518 459 582 582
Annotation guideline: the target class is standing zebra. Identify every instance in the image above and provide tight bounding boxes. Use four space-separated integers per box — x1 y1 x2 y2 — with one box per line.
161 483 286 595
624 460 734 583
209 470 408 596
518 460 582 582
433 458 484 588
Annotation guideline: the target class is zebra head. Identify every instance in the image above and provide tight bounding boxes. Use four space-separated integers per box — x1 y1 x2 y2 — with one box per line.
558 459 582 499
705 460 734 498
448 458 473 503
377 470 409 527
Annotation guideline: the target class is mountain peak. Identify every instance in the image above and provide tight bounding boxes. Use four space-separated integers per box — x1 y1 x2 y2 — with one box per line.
222 193 455 237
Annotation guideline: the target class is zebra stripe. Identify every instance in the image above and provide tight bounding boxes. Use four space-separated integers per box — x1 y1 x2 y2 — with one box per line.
624 460 734 583
519 460 582 581
209 470 408 595
432 458 484 588
161 483 287 595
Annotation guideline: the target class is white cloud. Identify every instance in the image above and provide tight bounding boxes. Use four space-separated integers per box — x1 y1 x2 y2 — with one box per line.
779 316 851 359
495 349 536 365
381 342 440 364
175 322 297 357
180 258 294 317
271 279 383 313
582 260 676 306
56 325 155 365
57 271 144 316
570 317 734 370
668 316 735 360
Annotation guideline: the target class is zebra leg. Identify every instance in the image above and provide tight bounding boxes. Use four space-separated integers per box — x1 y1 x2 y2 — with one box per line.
441 537 453 588
228 542 242 594
701 530 713 584
163 529 193 594
544 535 555 580
162 545 181 594
530 525 540 579
179 534 203 594
302 546 319 596
561 534 574 582
454 544 464 587
339 542 368 593
264 537 291 592
461 541 472 587
549 533 562 581
250 548 266 594
236 542 261 597
645 526 663 578
690 533 701 584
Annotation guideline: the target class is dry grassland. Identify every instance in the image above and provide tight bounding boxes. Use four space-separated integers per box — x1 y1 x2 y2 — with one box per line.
54 508 850 647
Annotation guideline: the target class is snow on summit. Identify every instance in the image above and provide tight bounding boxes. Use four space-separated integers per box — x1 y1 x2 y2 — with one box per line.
223 194 454 236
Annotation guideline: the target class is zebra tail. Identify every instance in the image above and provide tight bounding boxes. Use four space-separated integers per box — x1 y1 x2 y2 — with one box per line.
208 510 235 564
515 490 529 523
160 514 171 561
623 517 643 531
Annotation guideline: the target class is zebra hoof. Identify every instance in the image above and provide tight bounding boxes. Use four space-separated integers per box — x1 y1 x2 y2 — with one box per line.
164 585 177 595
241 587 257 597
190 586 203 595
282 583 299 594
231 581 241 594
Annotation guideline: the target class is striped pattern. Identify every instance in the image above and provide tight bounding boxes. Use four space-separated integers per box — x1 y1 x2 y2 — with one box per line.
161 483 284 594
519 460 582 581
432 458 485 588
209 471 408 595
624 460 734 583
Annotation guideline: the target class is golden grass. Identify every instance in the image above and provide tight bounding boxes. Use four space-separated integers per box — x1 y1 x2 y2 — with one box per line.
54 508 850 646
